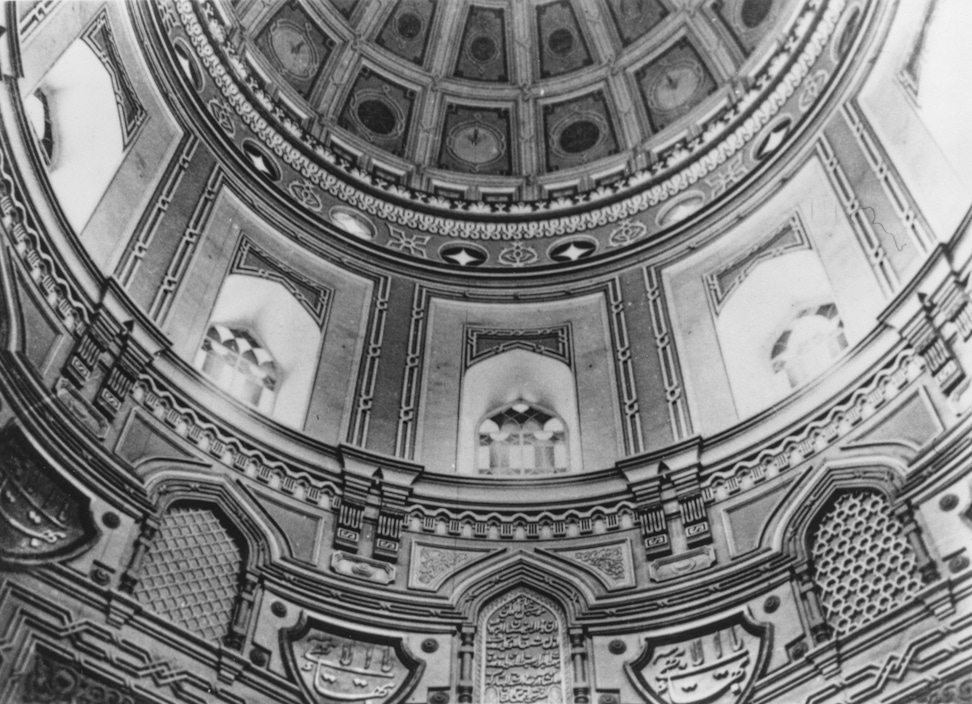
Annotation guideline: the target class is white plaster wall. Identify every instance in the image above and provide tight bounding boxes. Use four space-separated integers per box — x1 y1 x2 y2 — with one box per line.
665 155 885 433
858 0 972 242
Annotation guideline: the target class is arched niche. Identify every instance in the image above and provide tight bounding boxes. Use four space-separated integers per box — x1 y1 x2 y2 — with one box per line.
717 251 859 418
29 39 124 232
193 274 323 429
457 348 582 475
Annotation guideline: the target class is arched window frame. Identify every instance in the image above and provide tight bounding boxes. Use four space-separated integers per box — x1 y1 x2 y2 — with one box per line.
476 401 569 476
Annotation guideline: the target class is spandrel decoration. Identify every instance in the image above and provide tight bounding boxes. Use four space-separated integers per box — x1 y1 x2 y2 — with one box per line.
282 617 425 704
624 614 770 704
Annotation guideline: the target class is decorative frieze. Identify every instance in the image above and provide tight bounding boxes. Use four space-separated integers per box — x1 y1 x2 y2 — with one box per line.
465 325 572 370
702 349 920 502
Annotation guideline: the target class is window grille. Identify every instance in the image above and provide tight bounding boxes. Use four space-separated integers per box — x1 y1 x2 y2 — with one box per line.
810 491 922 636
771 303 848 388
477 402 568 475
196 324 277 413
134 506 242 643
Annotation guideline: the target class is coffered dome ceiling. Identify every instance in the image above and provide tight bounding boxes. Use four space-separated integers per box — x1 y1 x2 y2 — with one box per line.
153 0 868 270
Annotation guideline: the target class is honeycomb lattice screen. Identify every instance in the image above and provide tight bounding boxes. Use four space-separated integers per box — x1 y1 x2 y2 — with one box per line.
810 491 922 636
134 506 242 642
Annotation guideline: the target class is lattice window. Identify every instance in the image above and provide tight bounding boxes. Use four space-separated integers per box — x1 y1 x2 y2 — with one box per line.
771 303 848 388
477 402 568 475
810 491 922 636
194 324 277 413
134 507 242 643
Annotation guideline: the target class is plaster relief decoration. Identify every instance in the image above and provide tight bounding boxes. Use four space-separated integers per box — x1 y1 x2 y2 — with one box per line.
625 614 769 704
704 213 809 314
465 325 572 370
331 551 396 585
408 542 498 591
82 9 147 145
545 538 635 590
283 617 425 704
648 546 716 582
478 588 572 704
254 2 334 99
0 427 96 566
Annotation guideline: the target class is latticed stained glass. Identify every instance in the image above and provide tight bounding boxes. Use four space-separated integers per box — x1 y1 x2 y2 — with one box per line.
478 402 567 475
196 324 277 413
810 491 922 636
771 303 848 389
134 507 242 643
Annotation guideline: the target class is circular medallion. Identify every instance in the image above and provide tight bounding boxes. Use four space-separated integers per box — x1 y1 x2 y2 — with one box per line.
268 21 317 78
440 244 488 267
656 191 705 227
330 207 376 240
421 638 439 653
559 120 601 154
764 595 781 613
448 123 505 165
270 601 288 617
741 0 773 28
649 62 704 111
470 35 498 62
607 639 627 655
397 12 423 40
102 512 120 529
547 28 575 56
357 99 398 136
940 494 959 511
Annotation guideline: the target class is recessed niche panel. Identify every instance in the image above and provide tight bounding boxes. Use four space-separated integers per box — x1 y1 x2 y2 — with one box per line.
438 104 512 175
255 3 335 99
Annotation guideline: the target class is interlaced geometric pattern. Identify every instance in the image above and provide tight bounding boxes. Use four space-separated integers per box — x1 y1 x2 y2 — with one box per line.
134 507 241 643
811 491 922 636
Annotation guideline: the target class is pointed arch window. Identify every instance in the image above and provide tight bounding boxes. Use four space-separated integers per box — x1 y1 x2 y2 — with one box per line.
771 303 848 389
195 324 278 413
477 402 568 475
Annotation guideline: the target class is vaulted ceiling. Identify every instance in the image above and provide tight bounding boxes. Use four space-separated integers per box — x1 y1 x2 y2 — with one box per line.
233 0 796 201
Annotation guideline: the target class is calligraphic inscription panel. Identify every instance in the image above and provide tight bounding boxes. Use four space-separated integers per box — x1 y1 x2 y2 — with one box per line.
624 616 768 704
478 588 571 704
0 428 94 565
283 617 424 704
